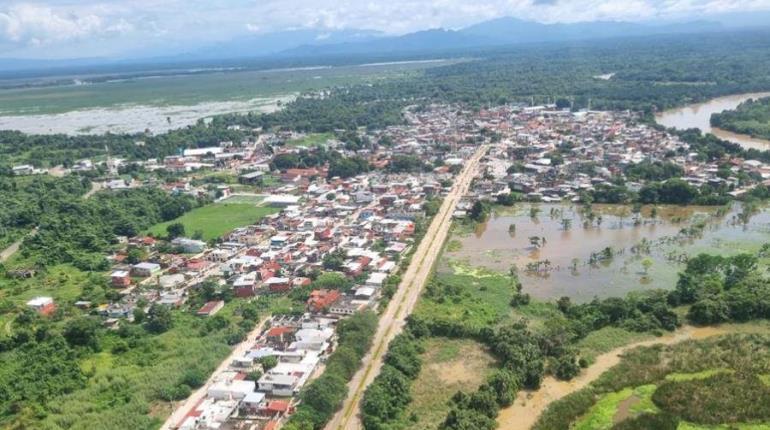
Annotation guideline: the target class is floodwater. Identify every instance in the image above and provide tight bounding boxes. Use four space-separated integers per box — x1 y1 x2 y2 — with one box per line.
496 323 770 430
655 92 770 150
0 95 294 135
445 203 770 302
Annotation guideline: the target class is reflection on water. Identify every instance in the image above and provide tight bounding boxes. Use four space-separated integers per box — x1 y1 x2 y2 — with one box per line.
445 203 770 302
655 92 770 150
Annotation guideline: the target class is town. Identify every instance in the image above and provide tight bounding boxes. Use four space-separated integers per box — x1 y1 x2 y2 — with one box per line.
14 103 770 430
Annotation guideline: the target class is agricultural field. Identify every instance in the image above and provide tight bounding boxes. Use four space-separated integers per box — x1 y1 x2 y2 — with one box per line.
534 330 770 430
147 203 278 241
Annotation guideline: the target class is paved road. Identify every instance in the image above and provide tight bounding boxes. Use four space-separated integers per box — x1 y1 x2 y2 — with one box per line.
160 315 271 430
325 145 488 430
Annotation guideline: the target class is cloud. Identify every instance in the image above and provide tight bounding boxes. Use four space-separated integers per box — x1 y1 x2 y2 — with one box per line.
0 3 133 48
2 0 770 58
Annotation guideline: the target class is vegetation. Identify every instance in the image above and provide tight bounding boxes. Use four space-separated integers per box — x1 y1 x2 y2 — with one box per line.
283 310 378 430
535 333 770 429
147 203 278 241
20 188 201 270
0 175 89 248
711 96 770 140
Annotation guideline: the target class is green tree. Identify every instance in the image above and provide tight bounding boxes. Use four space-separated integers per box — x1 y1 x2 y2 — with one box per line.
166 222 186 239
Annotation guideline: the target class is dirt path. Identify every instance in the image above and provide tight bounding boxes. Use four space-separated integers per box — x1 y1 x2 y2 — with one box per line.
325 145 489 430
0 181 99 264
159 315 270 430
496 325 760 430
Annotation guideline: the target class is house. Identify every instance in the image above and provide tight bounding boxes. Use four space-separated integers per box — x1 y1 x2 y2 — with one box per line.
240 391 266 414
306 289 341 313
132 262 161 277
258 373 300 397
171 238 207 254
264 194 301 207
197 300 225 317
365 272 388 288
110 270 131 287
26 296 55 316
207 379 255 400
265 277 291 293
260 400 294 417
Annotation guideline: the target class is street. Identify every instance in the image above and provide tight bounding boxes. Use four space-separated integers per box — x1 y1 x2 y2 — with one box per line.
325 144 488 430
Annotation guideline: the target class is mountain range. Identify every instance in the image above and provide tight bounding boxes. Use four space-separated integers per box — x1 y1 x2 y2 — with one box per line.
2 13 770 74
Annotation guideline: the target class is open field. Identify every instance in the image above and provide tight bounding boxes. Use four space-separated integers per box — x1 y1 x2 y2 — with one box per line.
147 203 278 241
0 60 457 134
402 338 497 430
286 132 334 147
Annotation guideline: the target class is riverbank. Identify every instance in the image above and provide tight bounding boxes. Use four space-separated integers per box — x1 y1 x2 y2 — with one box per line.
496 322 770 430
655 92 770 150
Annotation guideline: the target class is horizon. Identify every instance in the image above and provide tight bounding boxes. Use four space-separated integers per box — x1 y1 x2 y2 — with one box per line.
2 0 770 60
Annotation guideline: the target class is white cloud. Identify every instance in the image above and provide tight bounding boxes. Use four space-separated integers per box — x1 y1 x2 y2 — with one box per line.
1 0 770 57
0 3 133 48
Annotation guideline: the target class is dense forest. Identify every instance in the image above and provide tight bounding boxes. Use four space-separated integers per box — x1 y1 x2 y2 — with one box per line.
711 96 770 140
1 187 202 271
0 175 89 248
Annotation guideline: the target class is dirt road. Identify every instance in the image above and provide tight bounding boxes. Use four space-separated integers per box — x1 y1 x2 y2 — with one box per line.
326 145 488 430
496 324 768 430
159 316 270 430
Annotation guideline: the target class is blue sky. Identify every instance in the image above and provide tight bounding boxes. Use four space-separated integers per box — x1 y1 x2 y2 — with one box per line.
1 0 770 58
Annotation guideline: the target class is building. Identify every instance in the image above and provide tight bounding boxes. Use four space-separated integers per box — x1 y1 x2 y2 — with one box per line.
26 296 56 316
264 194 301 207
132 262 161 277
197 300 225 317
110 270 131 287
306 289 341 313
171 238 207 254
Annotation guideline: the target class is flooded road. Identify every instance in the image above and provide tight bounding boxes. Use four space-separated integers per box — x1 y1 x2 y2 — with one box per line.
446 203 770 302
655 92 770 150
496 323 770 430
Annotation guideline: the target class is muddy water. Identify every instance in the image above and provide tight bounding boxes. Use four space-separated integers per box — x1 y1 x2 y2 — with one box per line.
655 92 770 150
446 203 770 302
496 324 768 430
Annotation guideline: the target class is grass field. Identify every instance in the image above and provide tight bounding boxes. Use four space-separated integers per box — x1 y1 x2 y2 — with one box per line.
402 337 498 430
286 132 334 147
147 203 278 241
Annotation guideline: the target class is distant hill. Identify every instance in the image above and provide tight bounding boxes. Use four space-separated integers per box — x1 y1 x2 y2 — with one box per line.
282 29 497 56
278 18 725 57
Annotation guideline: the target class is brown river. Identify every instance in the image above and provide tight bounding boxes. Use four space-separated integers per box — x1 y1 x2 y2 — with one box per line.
496 323 770 429
655 92 770 150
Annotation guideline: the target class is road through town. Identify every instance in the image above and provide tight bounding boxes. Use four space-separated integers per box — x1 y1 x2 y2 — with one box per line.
326 144 488 430
160 315 271 430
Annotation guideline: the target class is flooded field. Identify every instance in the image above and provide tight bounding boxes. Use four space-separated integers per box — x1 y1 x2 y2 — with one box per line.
655 92 770 150
0 95 292 135
443 203 770 302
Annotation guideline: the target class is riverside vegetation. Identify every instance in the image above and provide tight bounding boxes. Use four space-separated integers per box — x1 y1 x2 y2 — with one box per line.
360 234 770 430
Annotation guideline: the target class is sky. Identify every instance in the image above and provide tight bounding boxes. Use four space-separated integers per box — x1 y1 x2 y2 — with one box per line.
1 0 770 59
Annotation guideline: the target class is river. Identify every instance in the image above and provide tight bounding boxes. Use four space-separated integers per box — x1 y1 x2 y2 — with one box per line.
655 92 770 150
